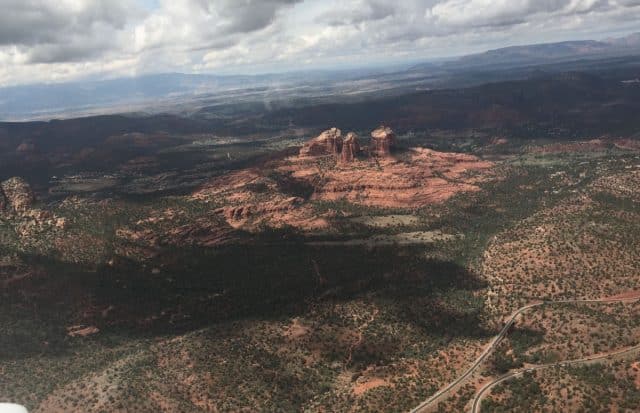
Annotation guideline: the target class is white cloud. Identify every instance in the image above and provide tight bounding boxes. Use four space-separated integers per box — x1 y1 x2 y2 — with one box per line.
0 0 639 86
0 0 140 63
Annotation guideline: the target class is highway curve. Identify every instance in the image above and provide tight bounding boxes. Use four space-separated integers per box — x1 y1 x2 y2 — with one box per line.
408 295 640 413
471 341 640 413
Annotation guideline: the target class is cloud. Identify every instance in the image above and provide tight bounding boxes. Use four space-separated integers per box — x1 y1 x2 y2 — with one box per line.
0 0 639 86
0 0 139 63
214 0 302 34
0 0 132 46
318 0 398 26
133 0 302 53
429 0 611 28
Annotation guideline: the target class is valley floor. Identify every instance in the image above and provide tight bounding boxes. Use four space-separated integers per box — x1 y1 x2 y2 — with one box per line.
1 134 640 412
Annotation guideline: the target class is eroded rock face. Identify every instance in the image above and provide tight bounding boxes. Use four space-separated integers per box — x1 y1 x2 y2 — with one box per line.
299 128 363 164
215 196 304 222
370 126 396 157
1 177 35 213
300 128 343 157
281 146 494 209
196 126 495 231
341 132 360 163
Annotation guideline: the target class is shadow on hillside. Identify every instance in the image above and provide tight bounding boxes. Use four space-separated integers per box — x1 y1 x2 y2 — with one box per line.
1 240 490 360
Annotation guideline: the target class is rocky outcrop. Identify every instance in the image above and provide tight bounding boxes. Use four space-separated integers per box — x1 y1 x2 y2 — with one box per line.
281 146 494 209
194 170 328 231
215 197 304 222
218 205 252 222
115 207 234 254
299 128 362 163
0 177 67 232
370 126 396 157
341 132 360 163
196 126 496 231
300 128 343 157
1 177 35 213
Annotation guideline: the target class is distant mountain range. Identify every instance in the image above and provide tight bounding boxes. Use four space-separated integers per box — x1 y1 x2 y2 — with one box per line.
408 32 640 72
1 32 639 121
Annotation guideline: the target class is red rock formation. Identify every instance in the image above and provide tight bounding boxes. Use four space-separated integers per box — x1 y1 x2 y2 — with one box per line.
370 126 396 157
300 128 343 157
341 132 360 163
116 211 236 252
281 146 494 209
195 126 496 231
215 197 304 222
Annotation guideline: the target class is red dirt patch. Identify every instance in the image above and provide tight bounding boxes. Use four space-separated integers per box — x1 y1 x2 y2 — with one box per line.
283 318 311 340
352 377 390 396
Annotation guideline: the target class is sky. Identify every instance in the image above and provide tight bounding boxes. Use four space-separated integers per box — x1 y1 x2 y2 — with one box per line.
0 0 639 87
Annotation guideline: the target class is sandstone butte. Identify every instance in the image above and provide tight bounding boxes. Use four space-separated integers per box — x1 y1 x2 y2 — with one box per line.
370 125 396 157
299 126 394 161
193 126 495 231
299 127 344 157
341 132 360 163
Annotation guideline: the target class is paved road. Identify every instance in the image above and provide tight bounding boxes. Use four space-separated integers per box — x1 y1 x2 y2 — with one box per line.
471 341 640 413
408 296 640 413
408 303 542 413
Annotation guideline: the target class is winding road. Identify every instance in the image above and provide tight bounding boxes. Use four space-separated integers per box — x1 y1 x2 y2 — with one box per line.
471 341 640 413
408 295 640 413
